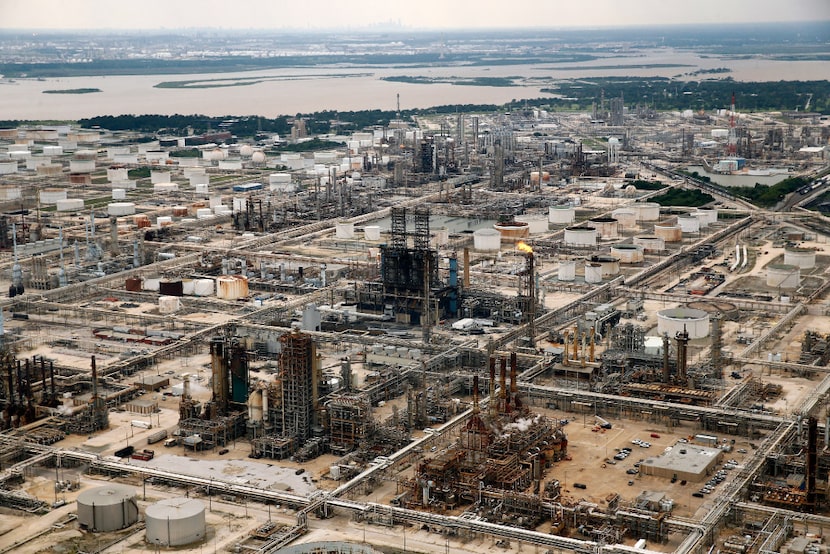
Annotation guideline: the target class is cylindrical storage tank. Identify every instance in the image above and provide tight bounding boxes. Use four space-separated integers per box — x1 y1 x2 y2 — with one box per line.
0 161 17 174
677 215 700 234
784 247 816 269
515 214 549 235
584 262 603 284
636 202 661 221
159 279 184 297
766 264 800 289
193 278 214 297
56 198 84 211
564 226 597 247
107 202 136 216
589 217 619 239
158 296 180 314
76 485 138 532
172 205 189 217
494 220 530 241
150 170 170 184
107 167 129 182
37 163 63 175
43 145 63 156
558 260 576 282
182 279 195 295
432 226 450 246
133 214 151 228
611 209 638 229
40 188 67 204
196 208 213 220
144 498 206 546
549 205 575 225
156 216 173 227
657 308 710 339
335 221 355 239
590 255 620 277
153 183 178 194
73 149 96 160
363 225 381 241
69 159 96 173
216 275 249 300
112 188 126 200
610 243 645 263
695 207 718 227
634 235 666 253
473 228 501 251
143 277 161 292
125 277 143 292
654 224 682 243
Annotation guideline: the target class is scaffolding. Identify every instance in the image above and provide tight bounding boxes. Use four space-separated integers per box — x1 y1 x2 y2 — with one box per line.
279 330 318 445
327 394 373 456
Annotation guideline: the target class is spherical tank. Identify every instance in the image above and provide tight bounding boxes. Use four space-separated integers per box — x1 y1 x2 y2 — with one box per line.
589 217 619 238
584 262 603 284
564 226 597 247
784 247 816 269
548 205 575 225
473 228 501 251
633 235 665 253
653 224 682 242
766 264 801 289
239 144 254 158
493 220 530 241
677 215 701 234
364 225 381 241
216 275 249 300
611 209 638 229
335 221 355 239
635 202 661 221
610 243 645 263
515 214 549 234
145 498 206 546
558 260 576 282
657 308 710 339
77 485 138 532
251 150 266 163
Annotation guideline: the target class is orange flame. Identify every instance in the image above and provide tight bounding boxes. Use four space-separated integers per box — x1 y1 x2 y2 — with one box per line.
517 241 533 254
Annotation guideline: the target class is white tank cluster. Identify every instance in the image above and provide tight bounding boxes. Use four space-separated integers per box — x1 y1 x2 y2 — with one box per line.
564 226 597 247
657 308 710 339
784 247 816 269
145 498 206 546
473 228 501 251
766 263 801 289
548 204 575 225
77 485 139 532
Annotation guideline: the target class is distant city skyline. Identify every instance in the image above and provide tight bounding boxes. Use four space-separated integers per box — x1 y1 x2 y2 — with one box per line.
2 0 829 31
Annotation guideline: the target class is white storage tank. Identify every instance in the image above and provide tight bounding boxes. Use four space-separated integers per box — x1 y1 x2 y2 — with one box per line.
40 188 67 204
657 308 710 339
145 498 206 546
182 279 195 295
635 202 661 221
107 202 136 216
159 296 181 314
150 170 170 184
564 226 597 247
589 217 619 239
193 278 214 297
677 215 701 234
153 182 179 194
473 228 501 251
77 485 138 532
633 235 665 253
590 255 621 277
766 264 800 289
610 243 645 263
695 207 718 227
335 221 355 239
112 188 127 200
195 183 209 195
216 275 249 300
611 209 638 229
156 216 173 227
0 161 17 174
515 214 549 235
42 145 63 156
143 277 161 292
558 260 576 282
56 198 84 211
196 208 213 220
548 204 576 225
69 159 95 173
654 224 682 243
784 247 816 269
364 225 381 241
585 262 603 284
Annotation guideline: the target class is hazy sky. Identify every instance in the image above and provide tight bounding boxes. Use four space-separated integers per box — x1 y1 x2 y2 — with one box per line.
2 0 829 30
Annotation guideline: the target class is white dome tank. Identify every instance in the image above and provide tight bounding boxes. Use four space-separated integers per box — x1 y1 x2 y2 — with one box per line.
636 202 661 221
549 205 575 225
251 151 266 163
239 144 254 157
473 228 501 251
611 209 638 229
145 498 206 546
364 225 381 241
657 307 710 339
654 224 682 242
584 262 603 283
77 485 138 532
784 247 816 269
515 214 549 234
558 260 576 282
610 244 645 263
766 264 800 289
564 226 597 247
633 235 665 253
336 221 355 239
677 215 701 234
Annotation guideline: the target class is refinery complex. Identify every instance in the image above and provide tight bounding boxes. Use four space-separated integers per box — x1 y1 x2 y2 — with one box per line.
0 101 829 554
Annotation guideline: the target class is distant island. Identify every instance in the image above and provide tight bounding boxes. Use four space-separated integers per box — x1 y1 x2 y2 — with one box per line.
42 88 101 94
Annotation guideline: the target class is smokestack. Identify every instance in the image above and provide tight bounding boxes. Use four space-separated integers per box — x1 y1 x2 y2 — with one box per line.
472 374 479 413
463 247 470 288
183 374 191 399
489 357 496 415
499 357 507 413
510 352 518 394
807 416 818 510
91 355 98 401
676 328 689 383
662 334 670 383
